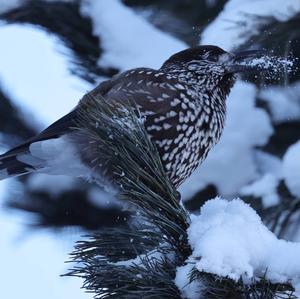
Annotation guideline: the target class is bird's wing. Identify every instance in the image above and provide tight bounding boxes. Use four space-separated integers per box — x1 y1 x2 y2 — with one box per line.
0 77 117 180
0 67 182 180
95 68 184 141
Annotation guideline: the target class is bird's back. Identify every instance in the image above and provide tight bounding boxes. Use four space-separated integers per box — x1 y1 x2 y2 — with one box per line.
0 65 227 187
82 67 226 186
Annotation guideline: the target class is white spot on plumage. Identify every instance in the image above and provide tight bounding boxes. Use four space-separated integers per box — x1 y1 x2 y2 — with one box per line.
162 153 169 161
154 116 166 123
181 103 187 110
175 83 185 90
167 111 177 117
148 125 162 131
163 123 172 130
170 98 180 107
166 83 177 91
166 162 172 170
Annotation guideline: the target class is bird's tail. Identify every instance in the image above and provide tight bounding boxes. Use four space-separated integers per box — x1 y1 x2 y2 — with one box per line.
0 110 83 181
0 145 42 181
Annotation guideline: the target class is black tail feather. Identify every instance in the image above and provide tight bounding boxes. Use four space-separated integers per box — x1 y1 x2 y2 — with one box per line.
0 109 78 181
0 149 36 180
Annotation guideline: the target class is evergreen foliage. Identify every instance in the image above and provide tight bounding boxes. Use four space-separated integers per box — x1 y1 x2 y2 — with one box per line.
66 96 295 298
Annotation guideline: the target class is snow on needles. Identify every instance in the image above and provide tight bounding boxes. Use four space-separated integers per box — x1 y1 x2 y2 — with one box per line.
176 198 300 298
201 0 300 51
81 0 186 71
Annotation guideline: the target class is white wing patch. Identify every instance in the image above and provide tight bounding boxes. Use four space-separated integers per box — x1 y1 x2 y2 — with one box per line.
17 136 92 179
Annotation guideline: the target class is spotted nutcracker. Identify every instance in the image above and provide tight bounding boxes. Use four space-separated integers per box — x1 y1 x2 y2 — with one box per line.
0 45 262 188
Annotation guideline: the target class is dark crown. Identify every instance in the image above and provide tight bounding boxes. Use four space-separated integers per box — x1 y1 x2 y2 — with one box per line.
161 45 229 68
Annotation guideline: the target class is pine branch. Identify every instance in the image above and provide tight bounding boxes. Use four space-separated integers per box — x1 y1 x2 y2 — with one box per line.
65 96 296 298
190 269 296 299
76 95 191 258
65 95 190 297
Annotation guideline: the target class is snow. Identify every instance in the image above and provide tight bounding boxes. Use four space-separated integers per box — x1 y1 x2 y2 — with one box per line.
282 141 300 198
0 165 89 299
185 198 300 286
81 0 186 71
254 150 283 178
0 24 90 128
88 186 120 209
237 56 295 81
180 81 273 198
241 56 293 70
0 24 91 299
27 173 79 197
175 263 203 299
238 151 283 208
201 0 300 51
259 80 300 123
240 173 280 208
0 200 90 299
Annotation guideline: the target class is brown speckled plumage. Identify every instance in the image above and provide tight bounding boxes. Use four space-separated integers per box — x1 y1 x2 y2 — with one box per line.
0 46 241 187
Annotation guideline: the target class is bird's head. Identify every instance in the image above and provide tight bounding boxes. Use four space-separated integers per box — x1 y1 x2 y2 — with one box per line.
161 45 265 96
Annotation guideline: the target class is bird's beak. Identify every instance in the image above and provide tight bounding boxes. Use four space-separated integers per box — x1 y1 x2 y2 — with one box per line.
225 50 268 73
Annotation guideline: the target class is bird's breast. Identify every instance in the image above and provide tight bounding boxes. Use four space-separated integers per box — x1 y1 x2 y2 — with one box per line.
143 93 226 187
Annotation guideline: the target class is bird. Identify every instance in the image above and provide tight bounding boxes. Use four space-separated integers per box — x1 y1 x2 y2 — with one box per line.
0 45 261 188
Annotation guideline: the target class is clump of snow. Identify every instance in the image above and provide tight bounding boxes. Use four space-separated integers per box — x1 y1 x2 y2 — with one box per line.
201 0 300 51
27 173 79 197
180 81 273 198
282 141 300 198
259 80 300 123
240 173 280 208
186 198 300 286
254 150 283 178
175 263 203 299
88 186 121 209
81 0 186 71
239 151 283 208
